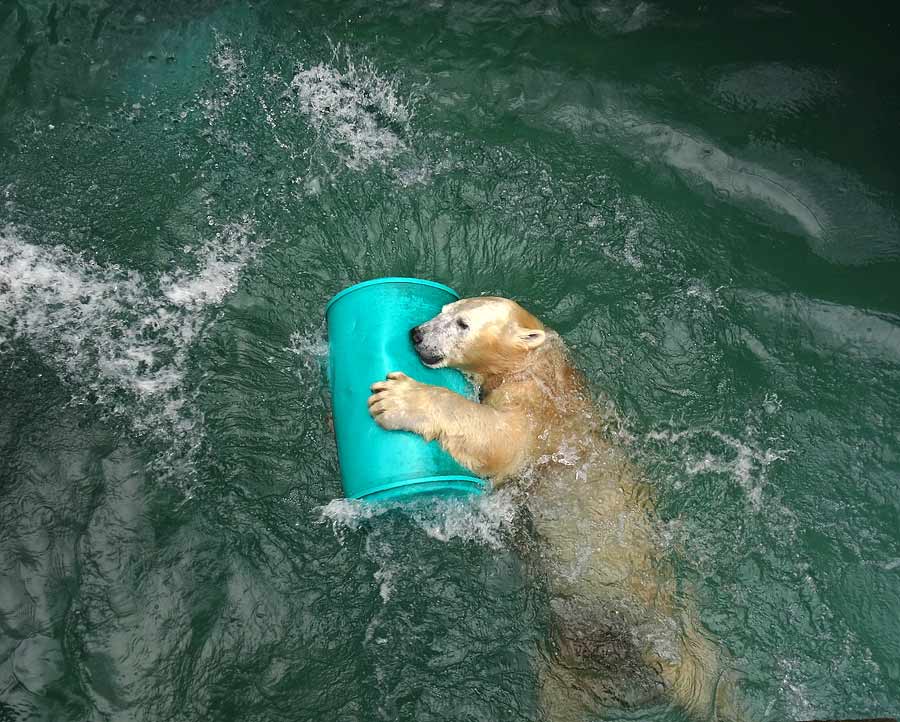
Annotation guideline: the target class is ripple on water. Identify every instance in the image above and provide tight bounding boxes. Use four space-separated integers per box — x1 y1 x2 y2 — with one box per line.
519 72 899 264
12 636 65 695
713 63 841 116
736 289 900 364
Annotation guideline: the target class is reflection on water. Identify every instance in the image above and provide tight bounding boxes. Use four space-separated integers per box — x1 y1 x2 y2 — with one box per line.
1 1 899 721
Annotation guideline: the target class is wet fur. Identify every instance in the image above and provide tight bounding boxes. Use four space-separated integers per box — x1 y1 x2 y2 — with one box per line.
368 297 739 721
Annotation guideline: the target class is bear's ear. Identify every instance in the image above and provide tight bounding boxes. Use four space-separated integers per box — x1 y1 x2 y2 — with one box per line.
517 328 546 350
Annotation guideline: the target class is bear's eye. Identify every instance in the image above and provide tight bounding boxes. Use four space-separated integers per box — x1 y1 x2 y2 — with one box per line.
456 318 469 330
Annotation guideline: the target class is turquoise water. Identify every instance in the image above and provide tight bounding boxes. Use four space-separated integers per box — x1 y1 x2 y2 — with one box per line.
1 1 899 720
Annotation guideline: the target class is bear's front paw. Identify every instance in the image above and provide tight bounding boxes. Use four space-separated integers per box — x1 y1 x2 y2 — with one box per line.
368 372 436 437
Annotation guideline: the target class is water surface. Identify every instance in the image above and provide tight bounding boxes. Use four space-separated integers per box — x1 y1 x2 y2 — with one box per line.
1 1 899 721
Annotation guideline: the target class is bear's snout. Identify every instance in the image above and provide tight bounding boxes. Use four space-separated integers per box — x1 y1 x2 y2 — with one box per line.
409 325 444 367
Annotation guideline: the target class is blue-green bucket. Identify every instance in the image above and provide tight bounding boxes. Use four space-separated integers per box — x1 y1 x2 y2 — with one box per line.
326 278 486 501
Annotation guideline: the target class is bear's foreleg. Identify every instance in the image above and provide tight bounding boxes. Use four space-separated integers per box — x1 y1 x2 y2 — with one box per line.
369 372 530 479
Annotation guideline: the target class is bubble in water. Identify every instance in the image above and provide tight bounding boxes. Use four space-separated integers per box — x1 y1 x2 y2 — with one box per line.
285 328 328 362
284 327 328 387
365 535 399 603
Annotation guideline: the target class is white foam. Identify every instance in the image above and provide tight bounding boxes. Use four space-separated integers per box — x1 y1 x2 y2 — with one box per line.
160 216 260 308
0 219 265 488
646 423 791 510
317 489 519 550
288 47 414 170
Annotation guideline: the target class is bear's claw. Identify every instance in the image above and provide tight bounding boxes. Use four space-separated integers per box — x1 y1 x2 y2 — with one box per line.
367 372 431 434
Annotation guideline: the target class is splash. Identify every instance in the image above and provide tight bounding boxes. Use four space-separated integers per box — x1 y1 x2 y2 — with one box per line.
284 327 329 389
288 47 414 170
0 218 266 488
317 489 519 550
202 32 246 122
285 328 328 362
160 218 260 308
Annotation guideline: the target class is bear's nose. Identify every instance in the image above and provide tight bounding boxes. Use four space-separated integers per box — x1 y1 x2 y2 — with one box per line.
410 327 424 345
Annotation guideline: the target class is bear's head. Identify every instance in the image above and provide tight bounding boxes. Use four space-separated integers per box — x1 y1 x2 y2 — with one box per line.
410 297 546 377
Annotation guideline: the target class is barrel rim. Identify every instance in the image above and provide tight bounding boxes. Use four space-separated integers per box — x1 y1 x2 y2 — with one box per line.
350 474 486 500
326 277 460 313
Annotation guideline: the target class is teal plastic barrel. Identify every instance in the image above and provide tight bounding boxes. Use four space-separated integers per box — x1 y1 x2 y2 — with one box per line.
326 278 486 501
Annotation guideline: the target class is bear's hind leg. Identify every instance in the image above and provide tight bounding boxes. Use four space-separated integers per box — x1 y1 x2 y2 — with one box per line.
535 600 668 720
646 607 749 722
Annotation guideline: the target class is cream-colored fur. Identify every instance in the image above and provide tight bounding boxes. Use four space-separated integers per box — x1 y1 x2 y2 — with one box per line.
368 297 740 721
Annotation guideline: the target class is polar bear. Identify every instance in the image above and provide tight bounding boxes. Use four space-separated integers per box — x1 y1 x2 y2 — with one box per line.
368 296 740 721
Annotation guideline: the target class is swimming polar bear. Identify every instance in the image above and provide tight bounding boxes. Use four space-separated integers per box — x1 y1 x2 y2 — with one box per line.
368 296 742 722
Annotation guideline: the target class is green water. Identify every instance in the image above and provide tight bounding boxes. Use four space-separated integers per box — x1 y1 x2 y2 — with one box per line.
1 1 899 720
